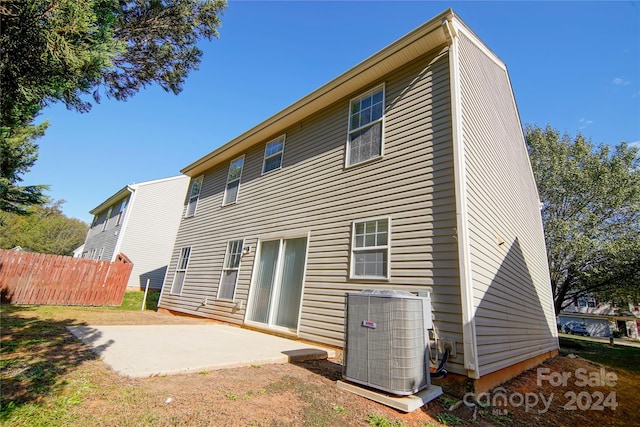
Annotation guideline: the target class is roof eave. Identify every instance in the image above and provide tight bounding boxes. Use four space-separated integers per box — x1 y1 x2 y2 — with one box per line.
181 8 455 177
89 186 133 215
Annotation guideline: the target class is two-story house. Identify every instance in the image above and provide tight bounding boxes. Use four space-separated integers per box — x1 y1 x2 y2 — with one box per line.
82 175 190 290
157 9 558 392
560 296 640 339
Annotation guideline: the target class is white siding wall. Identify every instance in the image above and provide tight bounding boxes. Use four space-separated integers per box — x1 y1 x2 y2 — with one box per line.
159 47 467 374
458 33 558 376
118 176 190 289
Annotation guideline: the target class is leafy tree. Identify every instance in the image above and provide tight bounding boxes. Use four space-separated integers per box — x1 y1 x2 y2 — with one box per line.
1 0 226 123
0 123 50 216
0 0 120 130
0 0 226 213
525 124 640 314
0 200 88 256
102 0 226 102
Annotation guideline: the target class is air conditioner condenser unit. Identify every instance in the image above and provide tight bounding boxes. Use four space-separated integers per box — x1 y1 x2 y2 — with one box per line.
343 289 433 396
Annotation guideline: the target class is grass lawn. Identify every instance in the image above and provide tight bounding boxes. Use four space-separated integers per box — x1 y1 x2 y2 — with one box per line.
559 336 640 374
1 302 639 426
117 290 161 311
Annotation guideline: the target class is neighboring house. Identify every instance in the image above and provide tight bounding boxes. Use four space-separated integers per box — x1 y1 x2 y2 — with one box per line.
82 175 190 290
559 296 640 339
158 9 558 392
72 244 85 258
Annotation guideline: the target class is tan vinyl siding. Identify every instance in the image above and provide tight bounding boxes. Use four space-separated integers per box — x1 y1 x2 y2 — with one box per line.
458 33 557 376
118 176 190 289
159 47 466 373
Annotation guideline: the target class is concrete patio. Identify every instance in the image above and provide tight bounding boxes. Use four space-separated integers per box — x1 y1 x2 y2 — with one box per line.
68 323 336 378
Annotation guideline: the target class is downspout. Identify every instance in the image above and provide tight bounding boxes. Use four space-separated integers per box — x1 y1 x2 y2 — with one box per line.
443 17 479 379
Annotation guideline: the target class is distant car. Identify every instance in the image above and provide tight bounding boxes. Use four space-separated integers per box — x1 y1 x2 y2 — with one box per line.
563 322 589 336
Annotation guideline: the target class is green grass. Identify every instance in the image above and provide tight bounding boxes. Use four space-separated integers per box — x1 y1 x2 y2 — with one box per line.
366 413 408 427
112 290 160 311
438 395 459 408
332 405 346 415
3 291 160 316
435 412 462 425
559 336 640 373
0 292 160 424
0 306 98 425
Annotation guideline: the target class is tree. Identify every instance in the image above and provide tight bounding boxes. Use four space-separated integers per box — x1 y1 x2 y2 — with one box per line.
525 124 640 314
0 200 88 256
0 0 226 213
0 0 120 130
0 123 50 216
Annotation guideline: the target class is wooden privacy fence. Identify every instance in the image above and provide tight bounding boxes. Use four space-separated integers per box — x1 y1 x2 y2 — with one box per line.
0 250 133 306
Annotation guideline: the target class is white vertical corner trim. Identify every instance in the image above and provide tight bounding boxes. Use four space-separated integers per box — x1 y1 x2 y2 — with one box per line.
111 186 135 262
446 17 479 378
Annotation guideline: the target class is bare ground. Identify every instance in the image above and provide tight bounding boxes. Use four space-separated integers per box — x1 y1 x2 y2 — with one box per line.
2 306 639 427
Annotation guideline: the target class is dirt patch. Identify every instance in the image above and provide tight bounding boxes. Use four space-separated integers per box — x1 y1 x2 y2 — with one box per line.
2 306 639 426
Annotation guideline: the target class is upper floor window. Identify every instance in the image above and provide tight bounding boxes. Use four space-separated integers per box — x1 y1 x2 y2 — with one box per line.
577 296 597 308
347 85 385 166
171 247 191 295
102 207 112 231
218 239 244 300
350 217 390 279
263 135 285 174
223 156 244 205
116 198 128 225
185 175 203 217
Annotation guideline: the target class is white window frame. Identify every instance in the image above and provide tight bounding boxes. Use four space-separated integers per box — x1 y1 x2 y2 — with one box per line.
346 84 385 167
578 296 597 308
262 135 286 175
217 239 244 301
116 198 128 225
185 175 203 217
97 247 104 261
102 207 112 231
350 216 391 280
171 247 191 295
223 156 245 206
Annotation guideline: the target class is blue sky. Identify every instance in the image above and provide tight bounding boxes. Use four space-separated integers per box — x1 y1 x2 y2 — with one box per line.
25 1 640 223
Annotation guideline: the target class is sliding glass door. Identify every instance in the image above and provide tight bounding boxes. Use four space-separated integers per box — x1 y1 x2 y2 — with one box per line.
247 237 307 331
